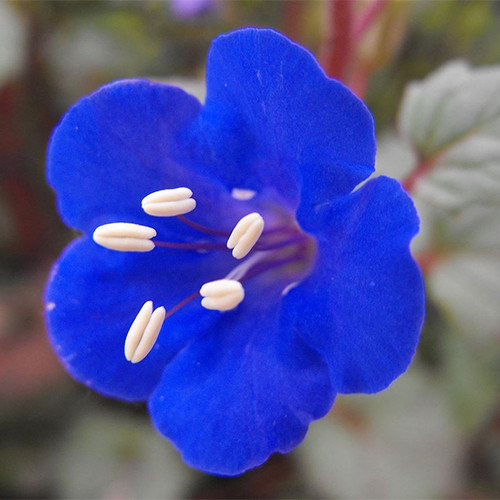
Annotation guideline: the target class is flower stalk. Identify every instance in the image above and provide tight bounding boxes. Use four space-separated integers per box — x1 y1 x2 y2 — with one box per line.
320 0 354 81
402 156 438 194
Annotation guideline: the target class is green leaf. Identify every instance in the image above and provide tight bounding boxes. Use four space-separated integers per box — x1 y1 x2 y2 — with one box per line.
378 62 500 346
400 61 500 159
399 61 500 212
440 328 500 430
374 131 416 181
55 409 196 499
297 367 461 498
429 253 500 342
417 136 500 211
0 1 26 85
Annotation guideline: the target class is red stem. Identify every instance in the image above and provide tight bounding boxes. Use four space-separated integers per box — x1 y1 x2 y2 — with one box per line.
353 0 388 39
404 155 447 274
320 0 354 80
348 62 372 99
349 0 389 98
283 0 304 41
415 248 446 274
402 156 437 193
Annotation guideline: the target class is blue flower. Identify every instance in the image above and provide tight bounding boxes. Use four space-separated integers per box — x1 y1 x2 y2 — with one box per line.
45 28 425 476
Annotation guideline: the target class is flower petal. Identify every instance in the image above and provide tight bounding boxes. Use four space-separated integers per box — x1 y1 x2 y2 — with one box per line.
191 28 375 212
282 177 425 394
45 237 234 401
148 277 335 475
47 79 253 236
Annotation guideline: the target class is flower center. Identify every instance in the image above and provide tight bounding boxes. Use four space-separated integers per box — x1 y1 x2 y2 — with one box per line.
92 187 315 363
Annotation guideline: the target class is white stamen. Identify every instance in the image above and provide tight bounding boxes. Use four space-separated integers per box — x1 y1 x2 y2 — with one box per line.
93 223 156 252
142 187 196 217
124 301 152 361
200 279 244 311
124 301 166 364
227 213 265 259
231 188 257 201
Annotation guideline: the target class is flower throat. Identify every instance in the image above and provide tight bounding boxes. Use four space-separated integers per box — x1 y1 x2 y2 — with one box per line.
92 187 315 364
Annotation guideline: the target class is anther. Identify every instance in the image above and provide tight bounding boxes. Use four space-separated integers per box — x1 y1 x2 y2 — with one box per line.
227 213 265 259
124 301 166 363
93 223 156 252
142 187 196 217
200 279 245 311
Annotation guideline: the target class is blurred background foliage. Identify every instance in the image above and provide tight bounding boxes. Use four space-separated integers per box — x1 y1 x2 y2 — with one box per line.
0 0 499 498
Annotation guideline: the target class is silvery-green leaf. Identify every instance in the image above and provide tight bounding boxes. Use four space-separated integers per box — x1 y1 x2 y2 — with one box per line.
400 61 500 159
414 202 500 345
44 14 158 105
441 330 500 430
0 1 26 85
428 253 500 342
417 135 500 211
297 367 460 499
399 61 500 213
432 204 500 254
398 62 469 155
55 409 196 499
374 131 417 181
397 61 500 336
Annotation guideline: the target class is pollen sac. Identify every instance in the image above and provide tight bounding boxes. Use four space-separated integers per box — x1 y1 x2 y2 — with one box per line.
142 187 196 217
200 279 245 311
124 301 166 364
93 222 156 252
227 212 265 259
